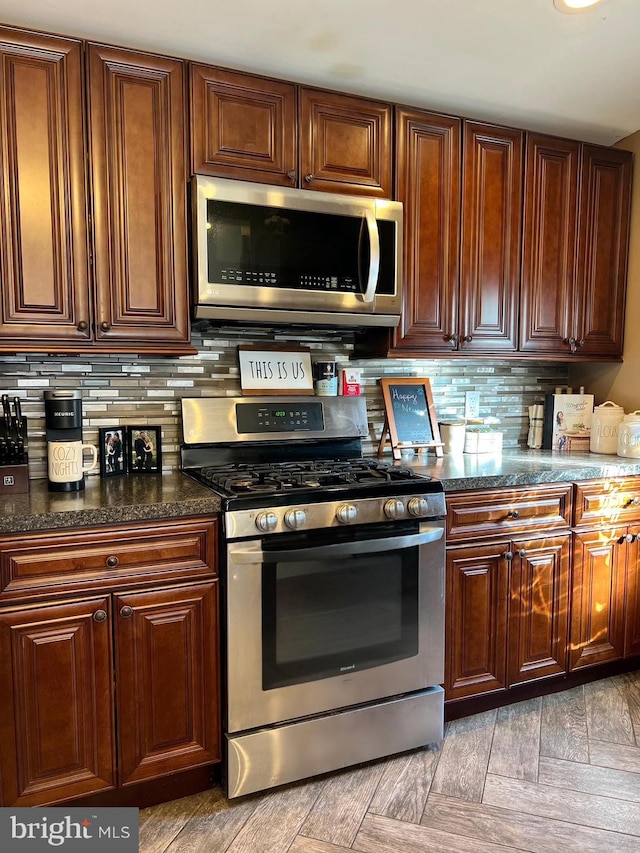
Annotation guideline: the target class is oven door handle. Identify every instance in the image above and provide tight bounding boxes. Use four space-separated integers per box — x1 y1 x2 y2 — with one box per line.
230 525 443 563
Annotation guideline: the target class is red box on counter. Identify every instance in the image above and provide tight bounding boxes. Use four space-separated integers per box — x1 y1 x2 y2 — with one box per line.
340 367 362 396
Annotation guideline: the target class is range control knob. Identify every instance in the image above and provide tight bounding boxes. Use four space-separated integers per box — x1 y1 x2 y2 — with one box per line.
384 498 406 520
255 511 278 533
284 508 307 530
407 497 429 517
336 503 358 524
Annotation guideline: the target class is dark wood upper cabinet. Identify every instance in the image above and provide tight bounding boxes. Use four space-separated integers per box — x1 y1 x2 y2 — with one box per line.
87 44 191 351
188 67 392 197
0 28 91 346
392 107 461 353
298 88 392 197
519 133 579 354
190 64 297 186
575 144 631 358
459 121 522 353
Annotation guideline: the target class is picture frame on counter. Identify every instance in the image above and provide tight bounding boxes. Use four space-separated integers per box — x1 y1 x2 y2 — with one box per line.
238 345 314 395
127 425 162 473
98 426 127 478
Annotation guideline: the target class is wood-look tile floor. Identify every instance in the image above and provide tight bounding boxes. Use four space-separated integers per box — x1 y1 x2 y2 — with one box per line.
139 671 640 853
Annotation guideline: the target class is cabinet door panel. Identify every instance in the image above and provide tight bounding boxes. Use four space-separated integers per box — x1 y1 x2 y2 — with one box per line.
0 29 90 345
114 582 220 785
570 528 626 669
575 145 631 358
299 88 392 197
519 134 579 354
88 44 190 349
445 544 508 700
459 121 522 352
190 64 296 185
624 530 640 657
509 535 570 684
0 597 114 806
392 108 460 353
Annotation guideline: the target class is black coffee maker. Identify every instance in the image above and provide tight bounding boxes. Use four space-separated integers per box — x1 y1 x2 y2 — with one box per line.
44 389 90 492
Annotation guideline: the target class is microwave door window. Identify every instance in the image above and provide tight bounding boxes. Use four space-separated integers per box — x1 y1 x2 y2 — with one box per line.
207 200 376 294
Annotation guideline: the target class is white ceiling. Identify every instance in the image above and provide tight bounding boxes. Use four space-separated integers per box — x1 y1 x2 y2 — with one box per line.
1 0 640 146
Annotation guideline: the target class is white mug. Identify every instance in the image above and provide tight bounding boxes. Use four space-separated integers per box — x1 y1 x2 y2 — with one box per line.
47 440 98 483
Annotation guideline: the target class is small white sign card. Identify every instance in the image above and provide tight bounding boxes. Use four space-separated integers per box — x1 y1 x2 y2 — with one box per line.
238 346 314 395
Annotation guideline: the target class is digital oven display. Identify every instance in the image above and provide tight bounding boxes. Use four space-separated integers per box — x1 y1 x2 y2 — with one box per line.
235 402 324 433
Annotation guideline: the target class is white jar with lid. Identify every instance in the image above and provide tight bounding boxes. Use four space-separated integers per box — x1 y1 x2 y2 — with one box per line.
617 411 640 458
590 401 624 454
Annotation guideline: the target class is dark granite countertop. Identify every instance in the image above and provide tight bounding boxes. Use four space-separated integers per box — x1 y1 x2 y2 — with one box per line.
403 448 640 492
2 450 640 535
0 473 221 535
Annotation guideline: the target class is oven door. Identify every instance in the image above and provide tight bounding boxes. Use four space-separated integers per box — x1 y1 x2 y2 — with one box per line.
225 520 444 733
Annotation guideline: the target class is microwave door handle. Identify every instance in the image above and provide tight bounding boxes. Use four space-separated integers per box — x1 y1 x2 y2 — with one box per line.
230 526 443 564
360 208 380 303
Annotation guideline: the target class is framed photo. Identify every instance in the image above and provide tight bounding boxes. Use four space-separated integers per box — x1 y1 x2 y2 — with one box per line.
127 425 162 473
377 377 443 460
98 427 127 477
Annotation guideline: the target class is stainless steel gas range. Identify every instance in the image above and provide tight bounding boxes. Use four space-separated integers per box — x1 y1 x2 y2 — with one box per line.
181 395 445 798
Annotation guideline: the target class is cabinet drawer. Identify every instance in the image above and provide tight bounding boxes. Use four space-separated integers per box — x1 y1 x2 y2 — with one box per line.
574 477 640 527
0 518 217 604
446 484 572 543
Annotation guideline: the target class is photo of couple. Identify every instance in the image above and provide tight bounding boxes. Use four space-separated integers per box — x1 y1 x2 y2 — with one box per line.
131 429 156 471
103 430 124 473
98 424 162 477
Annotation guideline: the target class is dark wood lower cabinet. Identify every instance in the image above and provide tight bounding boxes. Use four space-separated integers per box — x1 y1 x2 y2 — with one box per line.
0 581 219 807
445 534 570 702
115 583 220 786
0 596 115 806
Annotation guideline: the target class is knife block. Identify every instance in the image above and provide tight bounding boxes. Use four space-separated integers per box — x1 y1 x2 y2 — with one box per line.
0 463 29 495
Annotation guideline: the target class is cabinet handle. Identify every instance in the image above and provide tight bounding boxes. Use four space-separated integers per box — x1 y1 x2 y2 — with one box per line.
461 335 473 344
507 509 520 519
77 320 88 332
443 333 459 348
304 173 314 183
100 321 111 332
502 551 514 561
120 606 133 619
287 169 297 183
106 555 119 568
518 549 527 558
624 497 640 507
93 609 107 623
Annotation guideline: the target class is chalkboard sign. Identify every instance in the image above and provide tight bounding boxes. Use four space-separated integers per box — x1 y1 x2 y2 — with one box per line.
378 378 443 459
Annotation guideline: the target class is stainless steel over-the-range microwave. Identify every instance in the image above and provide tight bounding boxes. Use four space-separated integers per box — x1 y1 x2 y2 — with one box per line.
191 175 403 327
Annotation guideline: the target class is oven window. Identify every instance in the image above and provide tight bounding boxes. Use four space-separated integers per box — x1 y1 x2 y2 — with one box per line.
262 545 418 689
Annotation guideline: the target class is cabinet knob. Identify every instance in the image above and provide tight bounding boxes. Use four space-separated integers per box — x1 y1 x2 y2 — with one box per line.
507 509 520 519
444 333 459 348
100 321 111 332
304 173 314 183
77 320 88 332
461 335 473 344
624 497 640 507
106 555 119 568
518 549 527 558
93 609 107 623
502 551 514 561
120 606 133 619
287 169 297 183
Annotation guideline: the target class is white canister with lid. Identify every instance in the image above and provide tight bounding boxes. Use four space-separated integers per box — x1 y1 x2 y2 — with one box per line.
590 401 624 454
617 411 640 458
